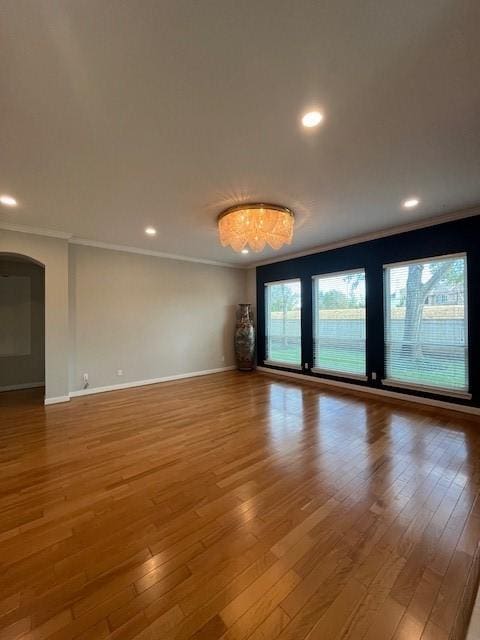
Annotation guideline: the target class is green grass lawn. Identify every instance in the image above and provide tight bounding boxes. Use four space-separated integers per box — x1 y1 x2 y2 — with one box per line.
314 346 365 375
387 359 466 389
269 344 365 374
268 343 301 364
268 343 466 389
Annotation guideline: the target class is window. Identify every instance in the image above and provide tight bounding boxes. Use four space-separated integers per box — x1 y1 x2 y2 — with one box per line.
384 254 468 395
265 279 301 368
313 269 366 378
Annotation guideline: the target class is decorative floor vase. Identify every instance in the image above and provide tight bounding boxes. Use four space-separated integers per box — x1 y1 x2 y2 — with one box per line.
234 303 255 371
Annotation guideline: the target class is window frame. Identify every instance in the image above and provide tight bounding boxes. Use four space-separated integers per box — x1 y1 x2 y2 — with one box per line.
311 267 368 381
263 278 303 370
382 252 471 399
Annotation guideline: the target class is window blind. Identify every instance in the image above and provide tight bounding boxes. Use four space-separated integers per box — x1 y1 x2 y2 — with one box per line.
313 269 366 377
265 279 301 366
384 254 468 393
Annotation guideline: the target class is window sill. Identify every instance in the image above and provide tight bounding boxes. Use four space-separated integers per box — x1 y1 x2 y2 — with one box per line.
311 368 368 382
263 360 303 371
381 378 471 400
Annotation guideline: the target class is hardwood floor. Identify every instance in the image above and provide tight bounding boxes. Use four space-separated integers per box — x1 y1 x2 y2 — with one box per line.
1 371 479 640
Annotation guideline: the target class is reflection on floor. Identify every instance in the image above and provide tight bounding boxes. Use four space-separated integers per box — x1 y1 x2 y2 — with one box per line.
0 371 479 640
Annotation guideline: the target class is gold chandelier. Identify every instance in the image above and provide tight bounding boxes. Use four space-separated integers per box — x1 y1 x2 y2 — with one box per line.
217 203 294 253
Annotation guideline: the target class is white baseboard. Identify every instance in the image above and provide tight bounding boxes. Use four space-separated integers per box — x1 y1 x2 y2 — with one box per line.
43 366 236 405
0 382 44 393
68 366 236 398
257 367 480 417
44 395 70 405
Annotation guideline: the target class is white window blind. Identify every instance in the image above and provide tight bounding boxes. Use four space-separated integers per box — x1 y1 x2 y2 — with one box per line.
265 280 301 367
384 254 468 394
313 270 366 377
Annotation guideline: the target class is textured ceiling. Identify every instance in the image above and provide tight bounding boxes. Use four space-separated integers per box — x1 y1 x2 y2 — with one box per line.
1 0 479 265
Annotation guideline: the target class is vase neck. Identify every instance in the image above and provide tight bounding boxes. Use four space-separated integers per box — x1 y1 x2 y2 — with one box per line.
239 304 251 322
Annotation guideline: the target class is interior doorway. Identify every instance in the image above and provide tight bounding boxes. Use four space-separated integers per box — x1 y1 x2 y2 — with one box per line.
0 253 45 404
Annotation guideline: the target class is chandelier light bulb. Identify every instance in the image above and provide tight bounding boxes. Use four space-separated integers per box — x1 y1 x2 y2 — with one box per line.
217 203 294 253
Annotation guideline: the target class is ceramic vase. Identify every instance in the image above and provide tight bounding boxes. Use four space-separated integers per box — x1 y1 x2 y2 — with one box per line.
234 303 255 371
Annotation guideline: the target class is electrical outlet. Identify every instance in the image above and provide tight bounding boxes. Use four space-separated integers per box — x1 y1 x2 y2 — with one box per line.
82 373 88 383
117 369 123 376
371 372 377 380
304 363 309 369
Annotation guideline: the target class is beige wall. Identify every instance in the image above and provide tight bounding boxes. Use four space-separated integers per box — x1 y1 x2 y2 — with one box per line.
0 230 248 400
69 244 246 391
0 258 45 389
0 231 69 400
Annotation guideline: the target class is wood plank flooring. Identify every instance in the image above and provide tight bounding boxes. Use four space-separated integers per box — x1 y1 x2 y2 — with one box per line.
0 371 479 640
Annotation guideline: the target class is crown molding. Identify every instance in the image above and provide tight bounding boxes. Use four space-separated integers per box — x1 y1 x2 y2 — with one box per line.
69 238 244 269
252 204 480 268
0 221 244 268
5 203 478 271
0 221 72 240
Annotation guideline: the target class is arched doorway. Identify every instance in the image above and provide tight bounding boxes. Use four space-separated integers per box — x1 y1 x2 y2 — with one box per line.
0 253 45 404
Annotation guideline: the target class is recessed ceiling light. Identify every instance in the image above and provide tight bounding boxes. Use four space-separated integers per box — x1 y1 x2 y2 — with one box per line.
301 111 324 128
145 226 157 236
0 194 18 207
402 198 419 209
241 249 249 254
